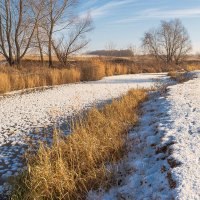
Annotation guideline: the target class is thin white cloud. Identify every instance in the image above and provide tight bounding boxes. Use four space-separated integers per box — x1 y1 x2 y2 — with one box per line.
80 0 99 10
80 0 137 19
115 7 200 24
91 0 134 17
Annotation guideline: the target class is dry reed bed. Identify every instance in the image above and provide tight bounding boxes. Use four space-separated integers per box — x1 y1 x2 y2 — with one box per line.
0 59 129 94
0 68 81 94
1 57 194 94
11 89 147 200
186 64 200 71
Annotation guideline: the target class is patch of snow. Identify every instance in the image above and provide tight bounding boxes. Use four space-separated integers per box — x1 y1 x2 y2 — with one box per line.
0 73 167 195
88 91 173 200
88 71 200 200
164 71 200 199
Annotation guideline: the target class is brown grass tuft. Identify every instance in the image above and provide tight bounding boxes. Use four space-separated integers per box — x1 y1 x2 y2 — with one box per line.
167 71 178 78
80 59 106 81
11 89 147 200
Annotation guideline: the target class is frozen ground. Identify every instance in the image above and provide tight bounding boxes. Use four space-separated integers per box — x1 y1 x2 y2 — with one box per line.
166 71 200 199
88 71 200 200
0 73 167 195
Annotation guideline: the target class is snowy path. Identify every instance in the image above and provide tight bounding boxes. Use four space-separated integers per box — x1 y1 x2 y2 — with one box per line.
88 89 174 200
165 71 200 199
0 73 166 194
88 71 200 200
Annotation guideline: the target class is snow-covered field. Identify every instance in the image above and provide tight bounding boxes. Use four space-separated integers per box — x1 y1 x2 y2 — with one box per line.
1 71 199 199
0 73 166 194
165 71 200 199
88 71 200 200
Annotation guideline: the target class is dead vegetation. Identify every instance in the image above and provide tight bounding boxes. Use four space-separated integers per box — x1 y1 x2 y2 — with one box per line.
167 71 195 83
0 67 81 93
167 171 177 189
186 64 200 71
0 57 157 94
10 89 147 200
1 55 198 94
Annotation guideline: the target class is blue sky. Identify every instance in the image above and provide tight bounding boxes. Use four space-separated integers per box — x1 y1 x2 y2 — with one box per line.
78 0 200 53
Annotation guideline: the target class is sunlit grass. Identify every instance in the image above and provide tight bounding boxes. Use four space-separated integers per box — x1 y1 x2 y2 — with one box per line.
11 89 147 200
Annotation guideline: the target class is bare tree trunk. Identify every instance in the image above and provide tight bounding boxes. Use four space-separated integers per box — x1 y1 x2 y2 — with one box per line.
36 25 44 65
15 0 23 67
48 30 53 67
39 42 44 66
5 0 14 66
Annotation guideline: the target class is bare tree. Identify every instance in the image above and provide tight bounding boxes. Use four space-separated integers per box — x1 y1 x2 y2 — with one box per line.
105 42 117 57
40 0 77 67
195 52 200 59
0 0 43 66
52 16 93 67
127 44 137 61
142 19 192 66
34 22 49 65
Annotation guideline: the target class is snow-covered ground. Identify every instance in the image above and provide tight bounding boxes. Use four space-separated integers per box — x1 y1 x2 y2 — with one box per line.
1 71 199 199
88 71 200 200
0 73 167 195
166 71 200 199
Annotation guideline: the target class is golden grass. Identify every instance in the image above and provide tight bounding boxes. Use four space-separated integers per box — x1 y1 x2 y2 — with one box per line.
115 64 128 75
105 63 128 76
0 73 11 93
0 67 81 94
0 56 185 94
167 71 178 78
80 59 106 81
0 58 132 94
186 65 200 71
11 89 147 200
24 55 58 61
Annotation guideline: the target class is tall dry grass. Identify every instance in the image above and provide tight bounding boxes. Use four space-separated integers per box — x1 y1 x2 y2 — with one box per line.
0 73 11 93
0 56 184 94
0 58 131 94
105 62 128 76
11 89 147 200
186 64 200 71
80 59 106 81
0 67 81 94
79 58 132 81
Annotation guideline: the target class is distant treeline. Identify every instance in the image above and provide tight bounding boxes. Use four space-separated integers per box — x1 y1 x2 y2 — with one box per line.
87 49 133 57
